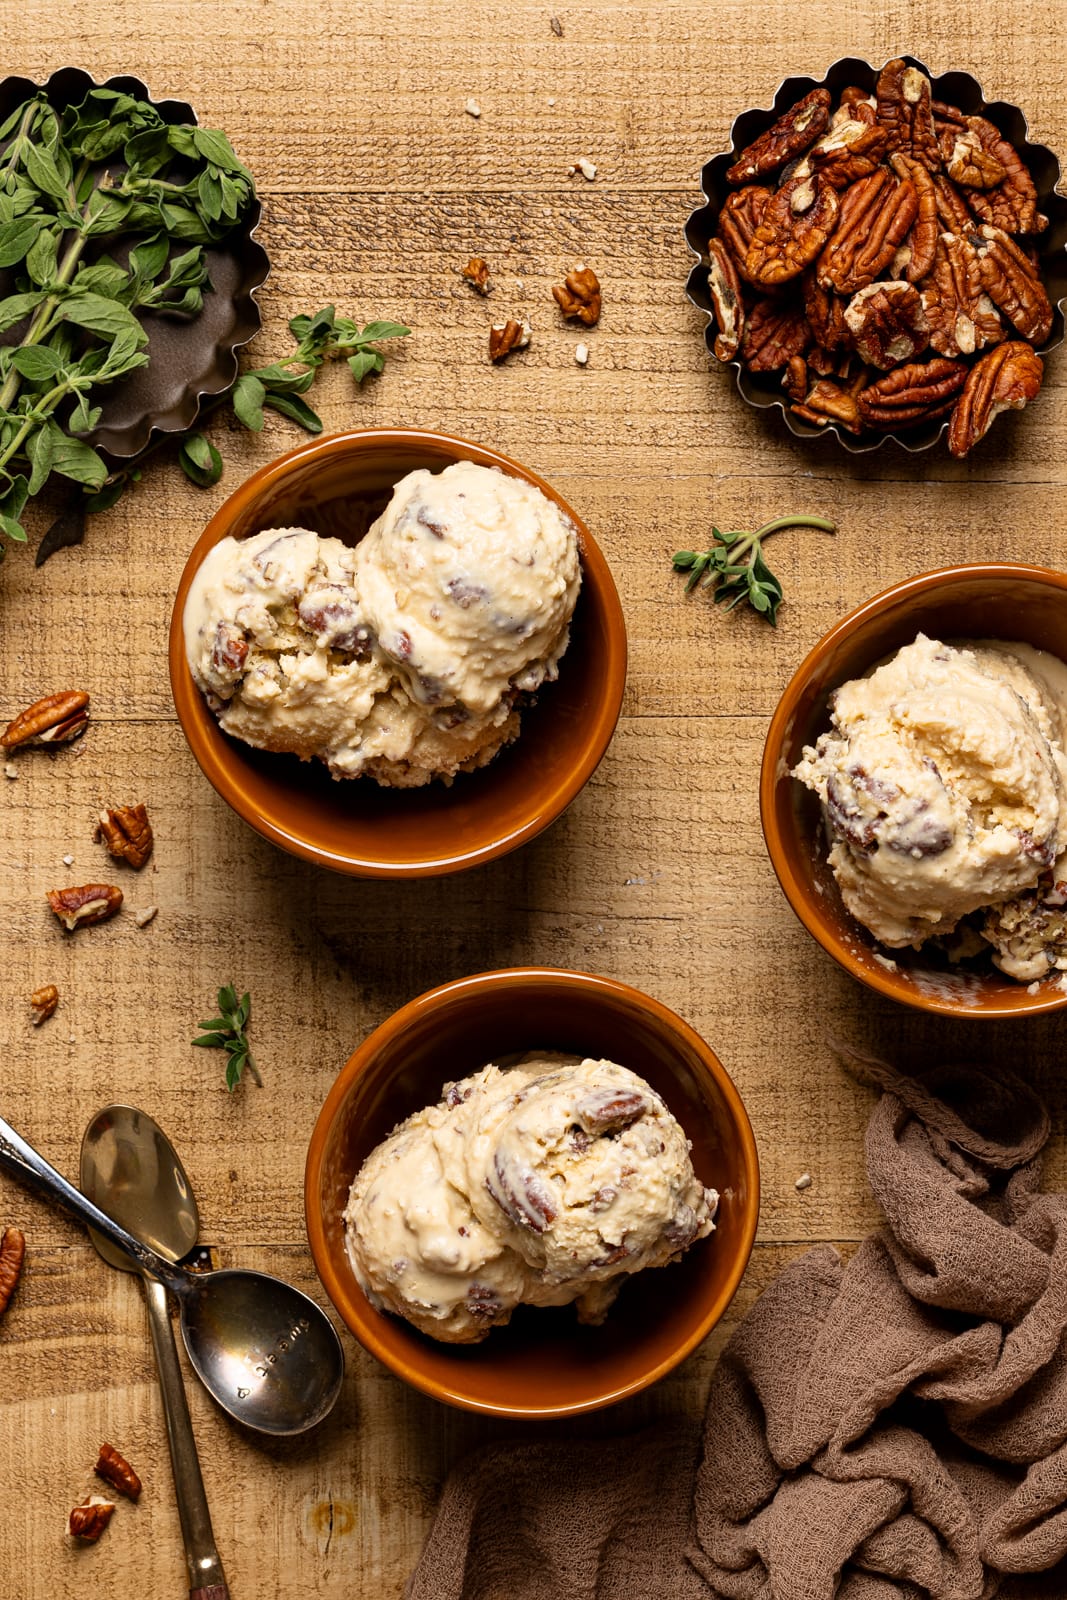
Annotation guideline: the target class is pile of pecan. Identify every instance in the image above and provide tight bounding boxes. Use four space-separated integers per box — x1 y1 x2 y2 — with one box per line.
705 61 1054 455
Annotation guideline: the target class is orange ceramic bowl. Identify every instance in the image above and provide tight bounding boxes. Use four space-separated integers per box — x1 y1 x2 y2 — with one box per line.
761 563 1067 1018
169 429 626 877
304 968 759 1418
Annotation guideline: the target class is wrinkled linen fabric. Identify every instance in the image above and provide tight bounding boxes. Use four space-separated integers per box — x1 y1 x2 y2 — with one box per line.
407 1053 1067 1600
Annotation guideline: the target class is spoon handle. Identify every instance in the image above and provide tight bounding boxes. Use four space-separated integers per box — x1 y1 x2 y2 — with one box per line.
0 1113 185 1293
142 1273 230 1600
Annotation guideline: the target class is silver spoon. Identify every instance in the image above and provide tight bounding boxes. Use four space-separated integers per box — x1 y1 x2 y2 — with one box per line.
0 1111 344 1437
81 1105 229 1600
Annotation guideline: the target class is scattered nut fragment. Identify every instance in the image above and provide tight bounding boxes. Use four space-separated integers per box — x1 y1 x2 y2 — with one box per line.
29 984 59 1026
568 156 597 181
551 263 601 325
47 883 123 932
95 803 153 870
1 691 90 751
4 763 16 779
68 1497 115 1543
574 342 589 365
795 1172 813 1191
461 256 492 295
134 905 159 929
0 1226 25 1317
550 13 563 34
464 97 481 119
95 1443 141 1502
489 317 531 362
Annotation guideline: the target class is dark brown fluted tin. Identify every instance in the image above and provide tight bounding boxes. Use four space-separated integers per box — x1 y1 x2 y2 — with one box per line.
684 56 1067 455
0 67 269 461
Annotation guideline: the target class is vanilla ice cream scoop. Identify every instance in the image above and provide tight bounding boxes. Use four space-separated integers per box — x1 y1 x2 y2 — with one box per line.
793 634 1067 950
354 461 581 713
344 1057 717 1344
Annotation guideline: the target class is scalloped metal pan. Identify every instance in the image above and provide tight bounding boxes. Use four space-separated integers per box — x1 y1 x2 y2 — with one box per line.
0 66 270 463
684 55 1067 455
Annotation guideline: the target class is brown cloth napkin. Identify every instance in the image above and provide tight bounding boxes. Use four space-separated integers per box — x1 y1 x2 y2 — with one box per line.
407 1054 1067 1600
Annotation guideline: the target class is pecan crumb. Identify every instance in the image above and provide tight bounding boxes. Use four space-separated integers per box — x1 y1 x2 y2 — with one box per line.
96 1442 141 1501
134 905 159 929
575 342 589 365
795 1172 813 1191
29 984 59 1026
47 883 123 932
489 317 532 362
68 1497 115 1543
550 13 563 34
0 1226 25 1317
95 803 153 869
551 263 601 325
567 156 597 181
461 256 493 295
464 97 481 119
4 763 16 779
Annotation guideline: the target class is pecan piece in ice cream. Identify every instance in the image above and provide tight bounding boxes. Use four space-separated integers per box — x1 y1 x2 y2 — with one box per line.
964 115 1046 234
725 86 831 185
973 226 1053 345
95 804 153 870
717 185 772 281
739 298 810 372
817 169 918 294
707 237 745 361
844 281 929 369
875 59 941 171
1 690 89 750
889 152 938 281
46 883 123 931
948 341 1043 457
922 232 1004 357
857 356 967 428
744 172 839 287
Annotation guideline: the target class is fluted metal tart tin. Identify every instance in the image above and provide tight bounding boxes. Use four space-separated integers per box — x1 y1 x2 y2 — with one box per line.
684 56 1067 454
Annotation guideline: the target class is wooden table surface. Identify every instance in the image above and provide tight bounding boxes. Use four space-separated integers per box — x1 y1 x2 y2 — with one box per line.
2 2 1065 1594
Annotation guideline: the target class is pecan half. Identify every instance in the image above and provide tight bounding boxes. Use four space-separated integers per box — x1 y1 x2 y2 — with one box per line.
96 1443 142 1502
817 169 918 293
889 153 938 281
844 280 929 369
939 122 1007 189
739 298 810 372
932 172 976 232
790 371 868 435
806 120 888 188
489 317 531 361
858 356 967 427
69 1498 115 1543
922 232 1004 356
0 1226 25 1318
29 984 59 1026
551 264 601 325
95 804 153 870
782 354 808 400
1 691 89 750
707 237 745 361
838 87 877 125
964 116 1046 234
47 884 123 932
974 226 1053 344
744 172 839 287
716 185 772 281
802 271 851 352
461 255 492 294
725 87 831 185
875 59 941 171
948 341 1043 457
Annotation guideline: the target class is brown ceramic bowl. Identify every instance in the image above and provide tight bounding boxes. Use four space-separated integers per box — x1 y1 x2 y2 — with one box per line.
304 968 759 1417
761 563 1067 1017
169 429 626 877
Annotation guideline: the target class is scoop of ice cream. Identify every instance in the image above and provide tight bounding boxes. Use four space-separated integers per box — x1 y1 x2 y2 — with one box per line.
793 634 1067 949
343 1057 717 1344
354 461 581 714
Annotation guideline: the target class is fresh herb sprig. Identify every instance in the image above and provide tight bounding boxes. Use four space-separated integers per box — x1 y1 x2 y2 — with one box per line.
672 513 836 626
193 984 261 1093
170 306 410 487
0 87 256 551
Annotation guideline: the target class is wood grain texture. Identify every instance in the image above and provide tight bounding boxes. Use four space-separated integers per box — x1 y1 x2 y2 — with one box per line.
0 0 1065 1594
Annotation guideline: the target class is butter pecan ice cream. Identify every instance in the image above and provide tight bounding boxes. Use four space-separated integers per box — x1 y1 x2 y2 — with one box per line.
343 1056 717 1344
182 462 581 787
793 633 1067 978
